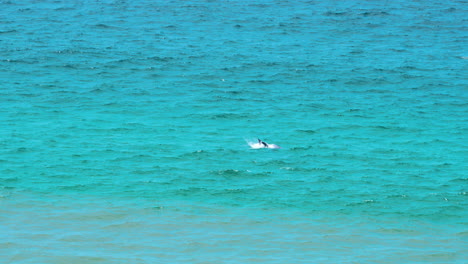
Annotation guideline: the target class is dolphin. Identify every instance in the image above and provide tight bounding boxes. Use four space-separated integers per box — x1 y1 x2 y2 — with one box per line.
252 139 281 149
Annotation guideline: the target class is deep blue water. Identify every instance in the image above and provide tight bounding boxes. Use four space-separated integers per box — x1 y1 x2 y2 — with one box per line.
1 0 467 263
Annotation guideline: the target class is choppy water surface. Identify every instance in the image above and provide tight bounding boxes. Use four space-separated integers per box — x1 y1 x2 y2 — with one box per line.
1 0 467 263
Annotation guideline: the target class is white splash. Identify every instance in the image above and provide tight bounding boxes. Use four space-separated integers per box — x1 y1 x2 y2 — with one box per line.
246 138 281 149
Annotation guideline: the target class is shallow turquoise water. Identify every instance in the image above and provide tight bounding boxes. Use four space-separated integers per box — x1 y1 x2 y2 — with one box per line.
1 0 467 263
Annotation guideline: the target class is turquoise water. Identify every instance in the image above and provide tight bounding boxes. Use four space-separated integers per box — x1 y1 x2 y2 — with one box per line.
1 0 467 263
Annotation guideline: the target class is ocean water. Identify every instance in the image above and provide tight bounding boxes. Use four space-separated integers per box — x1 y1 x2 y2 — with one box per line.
1 0 467 263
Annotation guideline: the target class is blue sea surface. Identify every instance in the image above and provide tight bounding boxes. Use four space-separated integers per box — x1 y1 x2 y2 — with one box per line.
1 0 467 263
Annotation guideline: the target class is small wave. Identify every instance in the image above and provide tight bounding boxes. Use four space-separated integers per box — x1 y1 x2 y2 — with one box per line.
360 11 390 17
324 11 348 16
345 200 377 207
280 167 326 172
147 56 175 62
290 146 313 151
177 150 212 159
214 169 269 178
54 7 75 11
215 169 244 176
93 23 114 29
296 129 316 134
58 184 90 191
14 147 29 153
0 29 17 34
210 113 248 119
